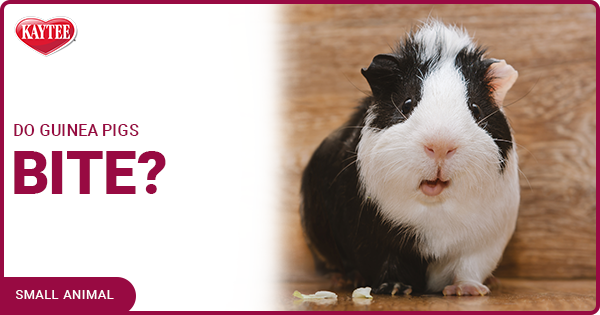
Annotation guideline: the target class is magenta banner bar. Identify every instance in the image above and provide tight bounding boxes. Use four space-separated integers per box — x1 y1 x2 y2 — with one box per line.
1 277 136 313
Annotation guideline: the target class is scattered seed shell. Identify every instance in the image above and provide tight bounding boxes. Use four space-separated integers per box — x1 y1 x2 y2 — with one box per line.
293 290 338 300
352 287 373 299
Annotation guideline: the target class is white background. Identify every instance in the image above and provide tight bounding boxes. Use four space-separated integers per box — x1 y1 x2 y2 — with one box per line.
4 4 279 311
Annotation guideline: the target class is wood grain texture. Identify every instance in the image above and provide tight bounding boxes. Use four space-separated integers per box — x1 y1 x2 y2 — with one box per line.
278 4 596 282
278 278 596 311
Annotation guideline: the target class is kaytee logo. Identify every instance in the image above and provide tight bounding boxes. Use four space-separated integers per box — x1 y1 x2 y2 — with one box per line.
15 17 77 56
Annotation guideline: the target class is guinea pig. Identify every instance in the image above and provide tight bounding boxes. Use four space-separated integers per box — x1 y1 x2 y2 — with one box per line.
300 20 520 296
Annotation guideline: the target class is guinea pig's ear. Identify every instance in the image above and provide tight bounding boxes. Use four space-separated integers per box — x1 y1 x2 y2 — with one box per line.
361 54 400 98
487 59 518 108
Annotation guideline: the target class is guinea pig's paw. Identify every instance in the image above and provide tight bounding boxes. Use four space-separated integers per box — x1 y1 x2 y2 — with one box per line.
373 282 412 296
443 281 490 296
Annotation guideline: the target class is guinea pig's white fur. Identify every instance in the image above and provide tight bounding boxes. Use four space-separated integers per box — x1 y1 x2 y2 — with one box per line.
356 21 520 293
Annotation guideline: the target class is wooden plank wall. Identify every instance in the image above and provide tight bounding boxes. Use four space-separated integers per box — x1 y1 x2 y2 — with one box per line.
277 4 596 281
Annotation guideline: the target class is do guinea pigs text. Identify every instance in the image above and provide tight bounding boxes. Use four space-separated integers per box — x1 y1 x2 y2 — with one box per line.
14 123 139 137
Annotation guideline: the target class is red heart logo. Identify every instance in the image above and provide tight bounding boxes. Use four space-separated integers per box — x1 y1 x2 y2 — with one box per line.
15 17 76 56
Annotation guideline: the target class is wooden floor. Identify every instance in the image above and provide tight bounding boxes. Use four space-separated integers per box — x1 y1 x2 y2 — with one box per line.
278 278 596 311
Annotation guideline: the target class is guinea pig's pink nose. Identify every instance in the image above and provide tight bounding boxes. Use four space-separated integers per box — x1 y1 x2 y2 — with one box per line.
424 143 457 160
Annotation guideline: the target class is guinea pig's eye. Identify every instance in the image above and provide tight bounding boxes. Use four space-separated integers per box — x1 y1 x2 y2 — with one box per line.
469 103 485 122
402 98 414 115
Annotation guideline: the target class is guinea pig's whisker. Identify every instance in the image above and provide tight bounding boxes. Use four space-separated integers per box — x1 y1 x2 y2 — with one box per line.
478 109 499 126
492 138 539 165
478 76 539 127
382 159 405 172
491 139 512 144
342 125 384 132
517 167 533 191
330 159 358 187
465 152 496 182
367 148 410 163
469 159 495 183
341 71 371 96
342 154 358 162
391 96 408 120
476 76 539 127
382 160 412 181
503 75 540 109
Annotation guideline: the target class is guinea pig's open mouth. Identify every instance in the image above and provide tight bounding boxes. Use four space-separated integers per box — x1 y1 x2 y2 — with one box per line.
419 179 450 197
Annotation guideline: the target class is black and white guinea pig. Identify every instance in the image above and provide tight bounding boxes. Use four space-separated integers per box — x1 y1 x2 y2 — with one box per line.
300 20 520 296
